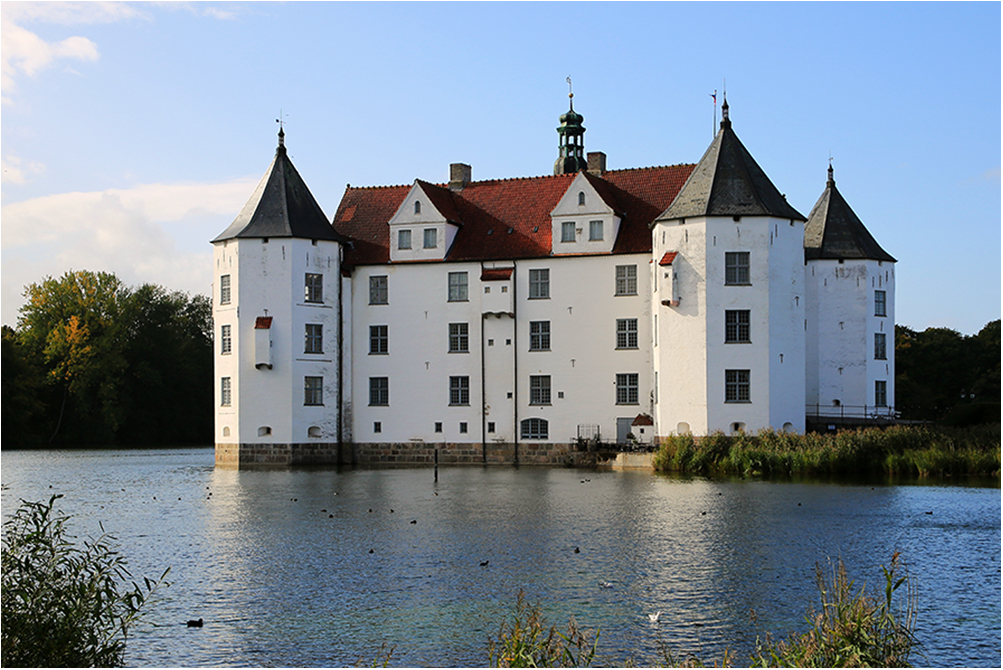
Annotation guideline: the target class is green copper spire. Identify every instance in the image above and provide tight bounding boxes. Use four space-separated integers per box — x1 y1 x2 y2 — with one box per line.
554 82 588 175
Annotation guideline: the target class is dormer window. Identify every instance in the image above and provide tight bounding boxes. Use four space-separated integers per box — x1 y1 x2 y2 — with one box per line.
589 220 603 241
414 200 421 215
398 229 412 250
561 222 576 243
578 191 585 206
423 228 437 249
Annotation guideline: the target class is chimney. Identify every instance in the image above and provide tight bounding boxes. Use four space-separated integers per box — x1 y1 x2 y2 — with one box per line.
449 163 471 191
587 151 606 175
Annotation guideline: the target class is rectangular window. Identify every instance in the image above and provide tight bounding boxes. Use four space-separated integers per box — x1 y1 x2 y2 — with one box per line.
369 377 389 406
221 324 232 354
304 376 324 406
615 265 637 295
725 252 750 285
374 421 382 433
616 373 639 404
875 290 887 317
449 323 469 353
529 269 550 299
589 220 603 241
616 318 638 349
434 422 443 433
875 380 888 407
725 369 751 403
561 221 576 242
874 332 887 360
459 422 468 434
448 272 468 302
219 274 231 305
725 310 751 343
423 228 437 249
487 422 495 433
398 229 412 250
450 376 470 406
220 377 231 406
305 273 323 302
521 418 549 440
529 321 550 351
370 325 388 354
529 375 551 405
369 275 388 305
305 323 323 353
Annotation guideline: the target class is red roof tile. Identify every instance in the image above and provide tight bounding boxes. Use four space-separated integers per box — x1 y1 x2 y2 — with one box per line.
255 316 273 329
659 251 678 265
332 165 695 267
481 267 514 281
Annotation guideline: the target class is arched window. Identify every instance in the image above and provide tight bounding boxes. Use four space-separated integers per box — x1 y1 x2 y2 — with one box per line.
578 191 585 206
258 426 272 437
308 426 322 438
782 422 794 432
414 200 421 215
520 418 549 440
730 422 746 435
222 426 231 437
676 422 690 434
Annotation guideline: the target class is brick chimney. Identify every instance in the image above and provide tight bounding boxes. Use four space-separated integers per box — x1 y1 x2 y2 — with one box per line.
587 151 606 175
449 163 471 191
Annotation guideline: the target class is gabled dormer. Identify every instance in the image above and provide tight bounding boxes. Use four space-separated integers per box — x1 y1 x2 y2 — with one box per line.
388 179 462 262
549 171 621 255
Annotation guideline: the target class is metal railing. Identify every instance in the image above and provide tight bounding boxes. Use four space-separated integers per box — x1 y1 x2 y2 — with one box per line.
806 404 899 422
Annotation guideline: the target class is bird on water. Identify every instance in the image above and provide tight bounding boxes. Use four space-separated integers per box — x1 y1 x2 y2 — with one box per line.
648 611 661 623
187 618 204 628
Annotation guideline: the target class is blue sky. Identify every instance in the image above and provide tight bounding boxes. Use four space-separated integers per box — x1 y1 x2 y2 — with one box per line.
2 1 1000 335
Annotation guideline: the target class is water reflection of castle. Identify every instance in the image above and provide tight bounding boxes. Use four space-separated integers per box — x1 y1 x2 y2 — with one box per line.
211 97 895 467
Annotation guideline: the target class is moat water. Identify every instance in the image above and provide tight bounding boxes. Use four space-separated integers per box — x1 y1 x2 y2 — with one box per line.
1 447 999 667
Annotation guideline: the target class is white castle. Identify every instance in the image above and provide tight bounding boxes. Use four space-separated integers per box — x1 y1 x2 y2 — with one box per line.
212 98 896 467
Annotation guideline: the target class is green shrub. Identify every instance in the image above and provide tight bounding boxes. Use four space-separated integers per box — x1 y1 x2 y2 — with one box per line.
1 494 168 667
751 554 918 667
488 590 599 667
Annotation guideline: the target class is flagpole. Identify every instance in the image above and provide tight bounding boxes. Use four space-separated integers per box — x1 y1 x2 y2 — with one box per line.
710 89 717 138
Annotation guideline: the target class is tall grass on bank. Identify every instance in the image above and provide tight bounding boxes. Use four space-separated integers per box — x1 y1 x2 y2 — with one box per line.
653 424 1000 477
487 556 918 668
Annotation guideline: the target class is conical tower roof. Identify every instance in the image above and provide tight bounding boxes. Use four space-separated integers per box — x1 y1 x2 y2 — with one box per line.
659 101 804 222
212 129 345 243
804 166 895 262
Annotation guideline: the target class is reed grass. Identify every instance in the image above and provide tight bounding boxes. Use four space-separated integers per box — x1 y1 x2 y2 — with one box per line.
654 424 1000 478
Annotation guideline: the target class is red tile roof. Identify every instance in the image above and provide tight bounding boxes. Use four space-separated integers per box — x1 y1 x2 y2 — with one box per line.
255 316 273 329
659 251 678 266
481 267 514 281
332 164 695 267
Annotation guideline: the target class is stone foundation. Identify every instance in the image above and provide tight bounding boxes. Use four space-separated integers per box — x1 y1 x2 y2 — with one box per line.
215 441 623 468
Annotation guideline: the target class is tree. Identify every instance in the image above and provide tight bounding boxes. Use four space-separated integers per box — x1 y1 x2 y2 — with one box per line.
1 495 168 667
1 326 48 444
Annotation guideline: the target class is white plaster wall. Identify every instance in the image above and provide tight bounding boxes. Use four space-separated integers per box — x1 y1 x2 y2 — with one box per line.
348 253 652 446
652 217 710 435
213 237 339 446
766 218 806 431
868 260 895 410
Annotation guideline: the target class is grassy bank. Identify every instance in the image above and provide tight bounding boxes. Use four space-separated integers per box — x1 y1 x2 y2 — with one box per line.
652 424 1000 478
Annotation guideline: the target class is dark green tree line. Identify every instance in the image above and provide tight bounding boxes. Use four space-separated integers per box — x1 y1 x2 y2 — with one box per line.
895 319 1000 423
2 270 213 447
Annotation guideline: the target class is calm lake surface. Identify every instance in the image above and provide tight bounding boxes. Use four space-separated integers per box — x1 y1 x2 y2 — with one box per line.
1 447 999 667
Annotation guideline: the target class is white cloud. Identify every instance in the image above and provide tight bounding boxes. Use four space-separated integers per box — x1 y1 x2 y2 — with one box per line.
1 177 257 327
1 1 144 102
1 155 45 184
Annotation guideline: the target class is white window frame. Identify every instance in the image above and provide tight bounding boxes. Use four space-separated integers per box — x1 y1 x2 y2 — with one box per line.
370 325 388 354
615 265 637 295
449 323 469 353
304 376 324 406
561 221 576 243
449 376 470 406
875 290 887 317
529 375 551 405
725 310 751 343
875 380 888 407
725 252 750 285
423 228 437 249
305 323 323 354
725 369 750 403
448 272 468 302
398 229 412 250
529 321 550 351
220 377 232 406
305 273 323 303
589 220 603 241
369 275 388 305
219 274 231 305
616 319 638 349
221 324 232 354
529 269 550 299
369 377 389 406
874 332 887 360
616 373 639 404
